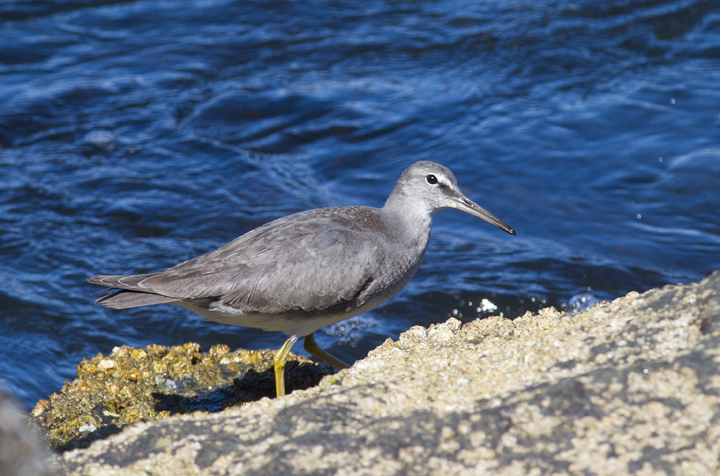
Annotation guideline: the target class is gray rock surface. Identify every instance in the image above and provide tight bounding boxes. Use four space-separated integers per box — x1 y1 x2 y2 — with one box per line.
62 271 720 475
0 389 63 476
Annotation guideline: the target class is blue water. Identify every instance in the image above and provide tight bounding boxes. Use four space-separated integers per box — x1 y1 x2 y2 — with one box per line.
1 0 719 409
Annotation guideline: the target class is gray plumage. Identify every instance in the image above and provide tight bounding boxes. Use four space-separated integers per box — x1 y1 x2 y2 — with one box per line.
89 161 515 340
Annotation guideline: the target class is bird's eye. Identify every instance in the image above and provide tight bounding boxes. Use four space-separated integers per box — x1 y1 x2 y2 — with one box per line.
426 174 438 185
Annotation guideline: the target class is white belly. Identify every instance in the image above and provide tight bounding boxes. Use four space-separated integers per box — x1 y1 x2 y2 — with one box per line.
172 294 392 338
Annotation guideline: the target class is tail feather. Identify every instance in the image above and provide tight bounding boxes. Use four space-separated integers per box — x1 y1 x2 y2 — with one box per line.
88 274 155 291
95 290 177 309
89 273 177 309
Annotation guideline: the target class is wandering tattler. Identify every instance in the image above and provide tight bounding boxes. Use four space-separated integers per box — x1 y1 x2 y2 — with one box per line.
89 161 515 397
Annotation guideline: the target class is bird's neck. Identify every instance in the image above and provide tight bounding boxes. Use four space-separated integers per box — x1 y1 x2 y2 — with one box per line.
381 192 433 248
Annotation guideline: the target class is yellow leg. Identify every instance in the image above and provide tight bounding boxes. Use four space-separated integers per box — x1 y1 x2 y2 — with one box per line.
274 336 298 397
303 332 350 370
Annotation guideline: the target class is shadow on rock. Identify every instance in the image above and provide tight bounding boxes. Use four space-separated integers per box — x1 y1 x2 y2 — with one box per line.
153 361 335 415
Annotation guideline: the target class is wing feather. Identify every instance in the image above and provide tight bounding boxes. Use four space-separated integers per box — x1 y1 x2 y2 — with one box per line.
89 206 390 315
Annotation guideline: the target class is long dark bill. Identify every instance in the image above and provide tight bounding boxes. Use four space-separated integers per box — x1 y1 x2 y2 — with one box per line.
451 196 516 235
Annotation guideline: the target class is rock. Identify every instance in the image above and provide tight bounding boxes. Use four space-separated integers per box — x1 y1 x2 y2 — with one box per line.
0 389 63 476
30 343 332 451
60 271 720 475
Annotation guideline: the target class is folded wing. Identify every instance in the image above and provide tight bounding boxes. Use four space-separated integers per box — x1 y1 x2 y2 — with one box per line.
89 207 388 315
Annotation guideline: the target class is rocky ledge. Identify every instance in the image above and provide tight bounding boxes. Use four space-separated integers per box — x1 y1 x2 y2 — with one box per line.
51 271 720 474
30 344 331 451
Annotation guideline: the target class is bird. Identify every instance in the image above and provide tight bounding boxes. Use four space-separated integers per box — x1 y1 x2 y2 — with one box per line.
89 161 516 397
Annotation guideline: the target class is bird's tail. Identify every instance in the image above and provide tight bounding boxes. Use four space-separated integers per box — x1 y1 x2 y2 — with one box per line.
94 290 177 309
89 274 177 309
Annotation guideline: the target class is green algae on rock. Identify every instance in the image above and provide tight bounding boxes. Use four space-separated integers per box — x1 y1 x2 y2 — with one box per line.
29 343 332 451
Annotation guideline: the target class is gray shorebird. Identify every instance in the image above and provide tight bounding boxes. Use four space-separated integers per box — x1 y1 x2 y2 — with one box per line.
89 161 515 397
